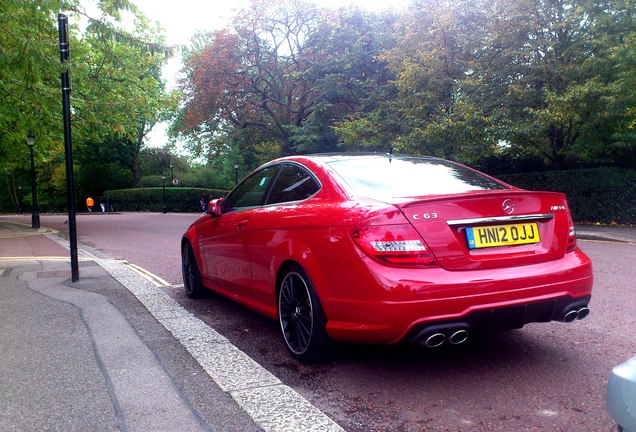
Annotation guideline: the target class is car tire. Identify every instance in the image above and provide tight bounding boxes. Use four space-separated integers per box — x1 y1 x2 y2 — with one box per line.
182 242 204 299
278 264 333 364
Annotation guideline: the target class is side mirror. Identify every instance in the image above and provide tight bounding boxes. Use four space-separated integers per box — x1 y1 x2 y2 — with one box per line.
208 198 223 217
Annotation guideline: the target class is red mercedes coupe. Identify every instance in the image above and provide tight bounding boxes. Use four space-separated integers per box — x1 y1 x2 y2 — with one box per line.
181 154 593 363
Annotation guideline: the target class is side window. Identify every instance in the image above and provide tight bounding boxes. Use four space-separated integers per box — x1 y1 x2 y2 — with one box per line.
266 164 320 205
224 165 279 213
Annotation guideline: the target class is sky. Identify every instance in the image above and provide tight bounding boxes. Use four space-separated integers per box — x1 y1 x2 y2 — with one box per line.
127 0 412 148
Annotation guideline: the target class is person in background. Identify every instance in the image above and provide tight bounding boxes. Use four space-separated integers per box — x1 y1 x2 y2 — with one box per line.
201 193 209 213
98 195 106 212
86 196 94 213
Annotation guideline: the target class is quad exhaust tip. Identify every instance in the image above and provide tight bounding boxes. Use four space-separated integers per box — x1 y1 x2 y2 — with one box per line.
562 306 590 323
563 310 579 322
423 329 470 348
577 307 590 320
419 305 590 347
449 329 469 345
425 333 446 348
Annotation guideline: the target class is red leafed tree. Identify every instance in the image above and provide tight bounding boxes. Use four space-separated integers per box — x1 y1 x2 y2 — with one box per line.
180 0 322 155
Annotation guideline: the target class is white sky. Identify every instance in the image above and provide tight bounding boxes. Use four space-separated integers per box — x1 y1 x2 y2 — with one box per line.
127 0 412 148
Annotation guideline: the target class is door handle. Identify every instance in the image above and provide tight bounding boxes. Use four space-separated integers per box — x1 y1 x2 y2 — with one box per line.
235 220 249 230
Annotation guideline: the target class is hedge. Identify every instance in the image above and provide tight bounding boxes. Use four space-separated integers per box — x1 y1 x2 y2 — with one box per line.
104 187 228 213
102 168 636 224
498 167 636 224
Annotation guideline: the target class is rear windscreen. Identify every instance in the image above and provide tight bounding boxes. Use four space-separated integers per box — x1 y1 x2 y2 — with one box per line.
327 156 507 200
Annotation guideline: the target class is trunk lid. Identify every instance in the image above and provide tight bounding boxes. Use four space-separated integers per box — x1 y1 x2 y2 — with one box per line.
396 190 573 271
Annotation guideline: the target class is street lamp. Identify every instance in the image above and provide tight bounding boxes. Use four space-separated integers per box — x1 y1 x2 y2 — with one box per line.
162 175 167 214
234 162 239 185
170 162 174 181
26 132 40 229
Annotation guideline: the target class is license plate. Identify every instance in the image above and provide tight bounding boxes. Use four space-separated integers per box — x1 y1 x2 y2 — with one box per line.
466 222 540 249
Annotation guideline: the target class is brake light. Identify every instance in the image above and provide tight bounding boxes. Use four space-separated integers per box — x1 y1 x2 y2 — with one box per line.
567 214 577 252
352 224 438 267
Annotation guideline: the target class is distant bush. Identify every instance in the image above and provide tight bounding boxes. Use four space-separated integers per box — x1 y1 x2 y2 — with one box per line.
499 167 636 224
104 187 228 213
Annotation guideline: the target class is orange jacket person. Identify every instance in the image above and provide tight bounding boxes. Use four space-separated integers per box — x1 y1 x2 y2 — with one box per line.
86 196 94 213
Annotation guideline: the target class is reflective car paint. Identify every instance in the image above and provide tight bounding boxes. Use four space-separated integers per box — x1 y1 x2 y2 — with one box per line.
182 154 593 350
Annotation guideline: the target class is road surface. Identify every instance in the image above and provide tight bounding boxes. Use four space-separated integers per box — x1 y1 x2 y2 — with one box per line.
6 212 632 431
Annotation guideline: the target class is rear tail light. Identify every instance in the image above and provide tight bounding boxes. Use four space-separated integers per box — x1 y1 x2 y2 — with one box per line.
352 224 438 267
567 213 577 252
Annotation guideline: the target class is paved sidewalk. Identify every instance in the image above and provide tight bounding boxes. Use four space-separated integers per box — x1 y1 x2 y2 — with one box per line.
0 220 262 432
0 220 346 432
575 224 636 244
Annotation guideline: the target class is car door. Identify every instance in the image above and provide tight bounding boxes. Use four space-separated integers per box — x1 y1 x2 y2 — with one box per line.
199 165 280 291
248 163 322 303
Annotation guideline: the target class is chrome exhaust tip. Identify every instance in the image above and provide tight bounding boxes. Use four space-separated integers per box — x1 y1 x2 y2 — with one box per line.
576 307 590 320
424 333 446 348
449 329 469 345
563 310 579 322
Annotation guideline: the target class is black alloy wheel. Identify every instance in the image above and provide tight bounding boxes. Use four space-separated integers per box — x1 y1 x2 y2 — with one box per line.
278 265 333 363
182 242 204 299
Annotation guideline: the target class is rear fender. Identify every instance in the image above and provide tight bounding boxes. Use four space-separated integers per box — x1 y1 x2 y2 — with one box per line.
271 239 329 303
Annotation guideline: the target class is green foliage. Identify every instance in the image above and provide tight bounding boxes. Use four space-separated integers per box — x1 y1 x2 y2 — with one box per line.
302 8 399 153
2 0 635 218
104 188 227 213
465 0 635 169
172 0 634 173
499 168 636 224
76 138 134 197
0 0 175 208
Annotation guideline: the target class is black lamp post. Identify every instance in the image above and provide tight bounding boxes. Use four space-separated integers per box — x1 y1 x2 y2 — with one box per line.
162 175 167 214
27 132 40 229
170 162 174 181
234 162 239 185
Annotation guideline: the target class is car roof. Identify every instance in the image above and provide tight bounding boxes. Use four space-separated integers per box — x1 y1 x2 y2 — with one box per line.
278 152 446 166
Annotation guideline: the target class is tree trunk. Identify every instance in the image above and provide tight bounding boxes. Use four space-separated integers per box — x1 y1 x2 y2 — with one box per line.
131 119 146 186
548 125 568 170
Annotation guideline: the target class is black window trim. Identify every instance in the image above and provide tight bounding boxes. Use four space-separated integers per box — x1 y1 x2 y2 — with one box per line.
219 161 322 214
262 161 322 207
221 163 282 214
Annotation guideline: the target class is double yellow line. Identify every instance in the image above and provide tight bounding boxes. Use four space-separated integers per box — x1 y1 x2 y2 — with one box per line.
117 260 171 287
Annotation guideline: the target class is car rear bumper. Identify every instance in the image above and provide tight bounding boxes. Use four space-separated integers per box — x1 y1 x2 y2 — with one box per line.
321 249 593 344
403 294 590 346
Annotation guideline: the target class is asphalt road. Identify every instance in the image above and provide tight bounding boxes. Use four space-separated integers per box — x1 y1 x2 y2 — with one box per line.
8 212 634 431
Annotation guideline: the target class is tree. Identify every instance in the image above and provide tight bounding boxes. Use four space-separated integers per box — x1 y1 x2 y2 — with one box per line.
71 5 177 186
472 0 636 169
178 0 324 157
333 0 635 169
300 7 399 153
0 0 175 210
334 1 493 158
169 0 634 177
588 0 636 167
